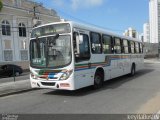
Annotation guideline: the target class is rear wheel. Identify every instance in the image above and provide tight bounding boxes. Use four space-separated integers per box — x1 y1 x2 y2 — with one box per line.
130 64 136 76
93 72 104 89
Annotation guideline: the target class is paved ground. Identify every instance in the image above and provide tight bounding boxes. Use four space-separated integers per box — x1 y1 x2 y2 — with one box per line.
0 72 31 97
0 79 31 97
0 72 29 84
144 58 160 64
0 61 160 114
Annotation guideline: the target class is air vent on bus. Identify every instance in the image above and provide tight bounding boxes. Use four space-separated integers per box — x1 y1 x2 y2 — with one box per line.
41 82 55 86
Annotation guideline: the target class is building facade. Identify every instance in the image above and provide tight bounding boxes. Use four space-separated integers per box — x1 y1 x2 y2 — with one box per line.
0 0 60 69
123 27 139 39
143 23 150 43
139 33 144 42
149 0 160 43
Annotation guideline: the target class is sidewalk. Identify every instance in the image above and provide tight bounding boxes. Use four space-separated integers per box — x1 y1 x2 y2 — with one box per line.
0 79 34 97
144 58 160 64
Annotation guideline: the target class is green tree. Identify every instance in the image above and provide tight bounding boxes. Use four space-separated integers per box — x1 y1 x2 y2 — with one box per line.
0 0 3 12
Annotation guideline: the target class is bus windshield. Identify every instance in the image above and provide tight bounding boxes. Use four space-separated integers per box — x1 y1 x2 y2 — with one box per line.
30 35 71 68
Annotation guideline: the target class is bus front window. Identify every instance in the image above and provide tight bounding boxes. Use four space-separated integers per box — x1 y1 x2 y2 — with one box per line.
30 35 71 68
30 38 46 67
47 35 71 68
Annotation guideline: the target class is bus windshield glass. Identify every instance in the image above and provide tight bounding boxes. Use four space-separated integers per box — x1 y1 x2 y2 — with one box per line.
31 23 71 38
30 35 71 68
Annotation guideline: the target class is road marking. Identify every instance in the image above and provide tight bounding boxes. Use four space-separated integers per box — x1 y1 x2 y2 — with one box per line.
137 92 160 114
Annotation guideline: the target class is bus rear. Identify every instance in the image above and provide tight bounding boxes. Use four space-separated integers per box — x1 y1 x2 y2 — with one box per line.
29 22 75 90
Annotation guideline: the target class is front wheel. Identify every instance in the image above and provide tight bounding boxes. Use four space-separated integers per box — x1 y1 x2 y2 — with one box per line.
93 72 103 89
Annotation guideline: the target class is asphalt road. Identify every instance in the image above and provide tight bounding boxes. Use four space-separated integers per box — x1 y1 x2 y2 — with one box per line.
0 63 160 114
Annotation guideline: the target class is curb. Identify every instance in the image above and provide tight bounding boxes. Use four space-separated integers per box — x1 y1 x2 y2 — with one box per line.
144 59 160 62
0 88 39 97
144 61 160 64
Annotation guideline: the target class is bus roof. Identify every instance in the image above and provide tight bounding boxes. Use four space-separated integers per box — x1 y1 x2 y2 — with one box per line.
32 21 142 43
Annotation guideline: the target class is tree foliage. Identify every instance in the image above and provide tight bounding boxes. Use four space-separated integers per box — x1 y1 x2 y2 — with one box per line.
0 0 3 11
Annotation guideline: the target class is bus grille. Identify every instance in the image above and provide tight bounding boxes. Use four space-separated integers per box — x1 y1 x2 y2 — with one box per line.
41 82 55 86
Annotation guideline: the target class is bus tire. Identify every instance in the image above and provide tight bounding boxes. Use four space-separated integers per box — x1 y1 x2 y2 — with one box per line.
93 71 104 89
130 64 136 76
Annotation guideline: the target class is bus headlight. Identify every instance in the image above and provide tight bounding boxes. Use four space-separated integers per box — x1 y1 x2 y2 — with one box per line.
59 70 73 80
31 73 38 79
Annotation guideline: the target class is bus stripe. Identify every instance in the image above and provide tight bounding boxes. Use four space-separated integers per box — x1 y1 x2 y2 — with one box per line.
75 55 130 71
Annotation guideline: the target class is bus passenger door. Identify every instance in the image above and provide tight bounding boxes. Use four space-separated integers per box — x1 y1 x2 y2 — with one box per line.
74 31 92 89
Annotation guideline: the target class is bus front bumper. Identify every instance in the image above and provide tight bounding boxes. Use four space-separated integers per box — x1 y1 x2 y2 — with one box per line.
30 76 75 90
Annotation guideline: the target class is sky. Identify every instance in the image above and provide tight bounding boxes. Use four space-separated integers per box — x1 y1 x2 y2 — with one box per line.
33 0 149 35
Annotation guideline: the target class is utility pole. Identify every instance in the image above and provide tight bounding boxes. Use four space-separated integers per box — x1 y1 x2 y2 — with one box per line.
32 2 42 27
33 5 36 18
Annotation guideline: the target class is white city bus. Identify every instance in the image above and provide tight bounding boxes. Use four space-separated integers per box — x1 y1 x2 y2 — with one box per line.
29 21 143 90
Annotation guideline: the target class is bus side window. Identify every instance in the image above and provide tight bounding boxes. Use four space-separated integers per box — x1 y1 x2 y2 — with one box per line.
75 34 90 62
90 32 102 54
128 41 131 53
73 32 78 53
114 37 121 54
130 41 135 54
135 42 139 53
121 39 124 53
139 43 143 53
123 39 129 54
79 34 90 59
102 35 112 54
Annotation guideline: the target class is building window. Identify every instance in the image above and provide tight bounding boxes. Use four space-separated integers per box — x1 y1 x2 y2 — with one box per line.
4 40 12 49
90 32 102 54
20 38 28 60
2 20 11 36
21 40 27 49
19 23 26 37
20 50 28 61
14 0 21 7
4 50 13 61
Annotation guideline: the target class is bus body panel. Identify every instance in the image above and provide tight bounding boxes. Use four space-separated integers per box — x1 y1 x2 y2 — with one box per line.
29 21 144 91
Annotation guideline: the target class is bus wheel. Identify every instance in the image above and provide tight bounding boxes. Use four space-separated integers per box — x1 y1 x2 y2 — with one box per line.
130 64 136 76
93 72 103 89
